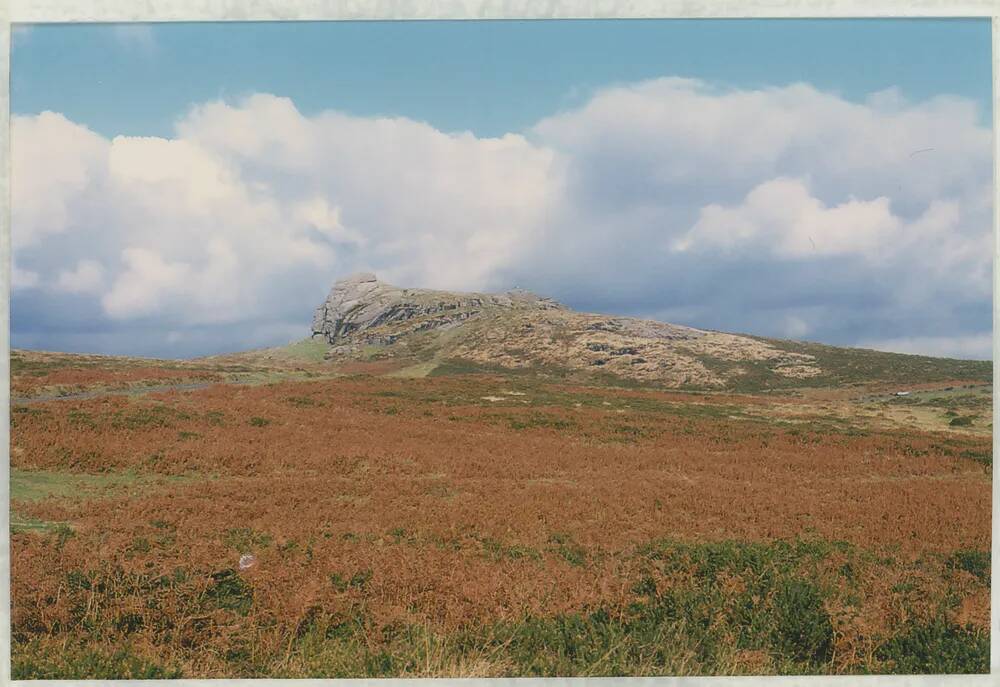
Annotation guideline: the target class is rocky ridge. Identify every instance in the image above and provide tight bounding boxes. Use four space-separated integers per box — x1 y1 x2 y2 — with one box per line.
312 272 564 348
309 273 823 388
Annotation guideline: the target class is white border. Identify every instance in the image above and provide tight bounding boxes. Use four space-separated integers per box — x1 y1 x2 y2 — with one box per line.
2 2 997 686
6 0 1000 21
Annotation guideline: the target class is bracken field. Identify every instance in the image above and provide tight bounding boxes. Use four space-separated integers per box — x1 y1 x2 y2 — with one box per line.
8 348 993 678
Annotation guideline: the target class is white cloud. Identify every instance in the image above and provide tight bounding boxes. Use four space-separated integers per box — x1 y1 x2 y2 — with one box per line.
101 248 192 319
55 259 104 294
533 78 989 214
12 112 108 250
673 178 902 259
10 79 992 358
12 265 39 290
177 94 558 291
293 197 366 246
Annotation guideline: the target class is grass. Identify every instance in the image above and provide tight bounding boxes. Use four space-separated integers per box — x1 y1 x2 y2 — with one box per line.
205 569 255 616
11 467 151 503
427 337 991 394
946 549 990 584
763 338 992 388
330 569 374 592
10 468 199 534
274 338 331 363
388 361 441 378
9 357 991 678
111 405 193 430
10 513 67 534
875 616 989 674
13 642 183 680
674 339 992 394
272 539 989 676
222 527 273 552
10 529 990 677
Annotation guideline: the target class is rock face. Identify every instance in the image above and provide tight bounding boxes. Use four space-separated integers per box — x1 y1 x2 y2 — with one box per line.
311 272 562 346
309 272 822 388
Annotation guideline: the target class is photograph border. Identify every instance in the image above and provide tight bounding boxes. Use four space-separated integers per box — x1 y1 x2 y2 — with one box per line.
2 2 997 686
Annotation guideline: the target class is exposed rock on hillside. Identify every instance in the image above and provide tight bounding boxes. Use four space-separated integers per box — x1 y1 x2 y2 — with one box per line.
309 273 824 388
312 272 563 347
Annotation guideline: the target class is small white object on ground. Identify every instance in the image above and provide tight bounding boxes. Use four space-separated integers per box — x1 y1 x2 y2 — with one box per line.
238 554 257 570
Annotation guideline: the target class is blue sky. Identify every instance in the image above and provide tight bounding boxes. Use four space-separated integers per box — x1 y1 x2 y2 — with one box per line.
10 19 995 359
13 19 992 138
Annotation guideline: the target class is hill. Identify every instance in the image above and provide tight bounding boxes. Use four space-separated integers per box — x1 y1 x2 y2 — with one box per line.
236 272 990 393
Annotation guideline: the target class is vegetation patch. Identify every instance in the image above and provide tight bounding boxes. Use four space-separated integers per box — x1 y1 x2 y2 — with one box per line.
204 569 254 616
946 549 990 584
875 616 988 674
12 468 152 503
13 642 183 680
222 527 273 552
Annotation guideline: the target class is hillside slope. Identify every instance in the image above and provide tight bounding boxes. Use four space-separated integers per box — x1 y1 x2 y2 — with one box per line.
273 273 990 392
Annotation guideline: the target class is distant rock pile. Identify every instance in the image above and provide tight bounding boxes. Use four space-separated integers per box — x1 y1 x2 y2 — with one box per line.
308 272 823 388
311 272 562 346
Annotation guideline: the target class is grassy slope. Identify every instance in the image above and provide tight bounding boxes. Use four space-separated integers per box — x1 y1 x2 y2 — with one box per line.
8 356 991 677
762 337 991 387
429 338 992 393
12 535 989 677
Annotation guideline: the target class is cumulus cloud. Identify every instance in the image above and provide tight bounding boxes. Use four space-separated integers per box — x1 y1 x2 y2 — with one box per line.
10 78 992 359
673 178 902 259
55 259 105 294
12 112 109 250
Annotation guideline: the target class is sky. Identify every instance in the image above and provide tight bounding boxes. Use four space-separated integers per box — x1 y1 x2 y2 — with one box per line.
10 19 995 359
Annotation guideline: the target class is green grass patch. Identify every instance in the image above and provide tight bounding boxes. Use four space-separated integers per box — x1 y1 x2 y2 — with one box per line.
875 615 988 674
548 533 588 567
222 527 273 551
507 413 577 431
204 569 254 616
283 537 907 676
10 512 67 534
11 467 151 503
9 534 991 677
763 339 992 388
479 537 542 562
273 338 331 363
110 404 193 430
12 642 183 680
330 570 373 592
946 549 990 584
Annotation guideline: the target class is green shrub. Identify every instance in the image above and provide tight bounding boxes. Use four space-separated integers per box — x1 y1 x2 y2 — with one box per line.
222 527 272 551
548 533 587 567
12 644 182 679
204 569 254 615
946 549 990 584
330 570 373 592
876 616 988 673
770 578 834 666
